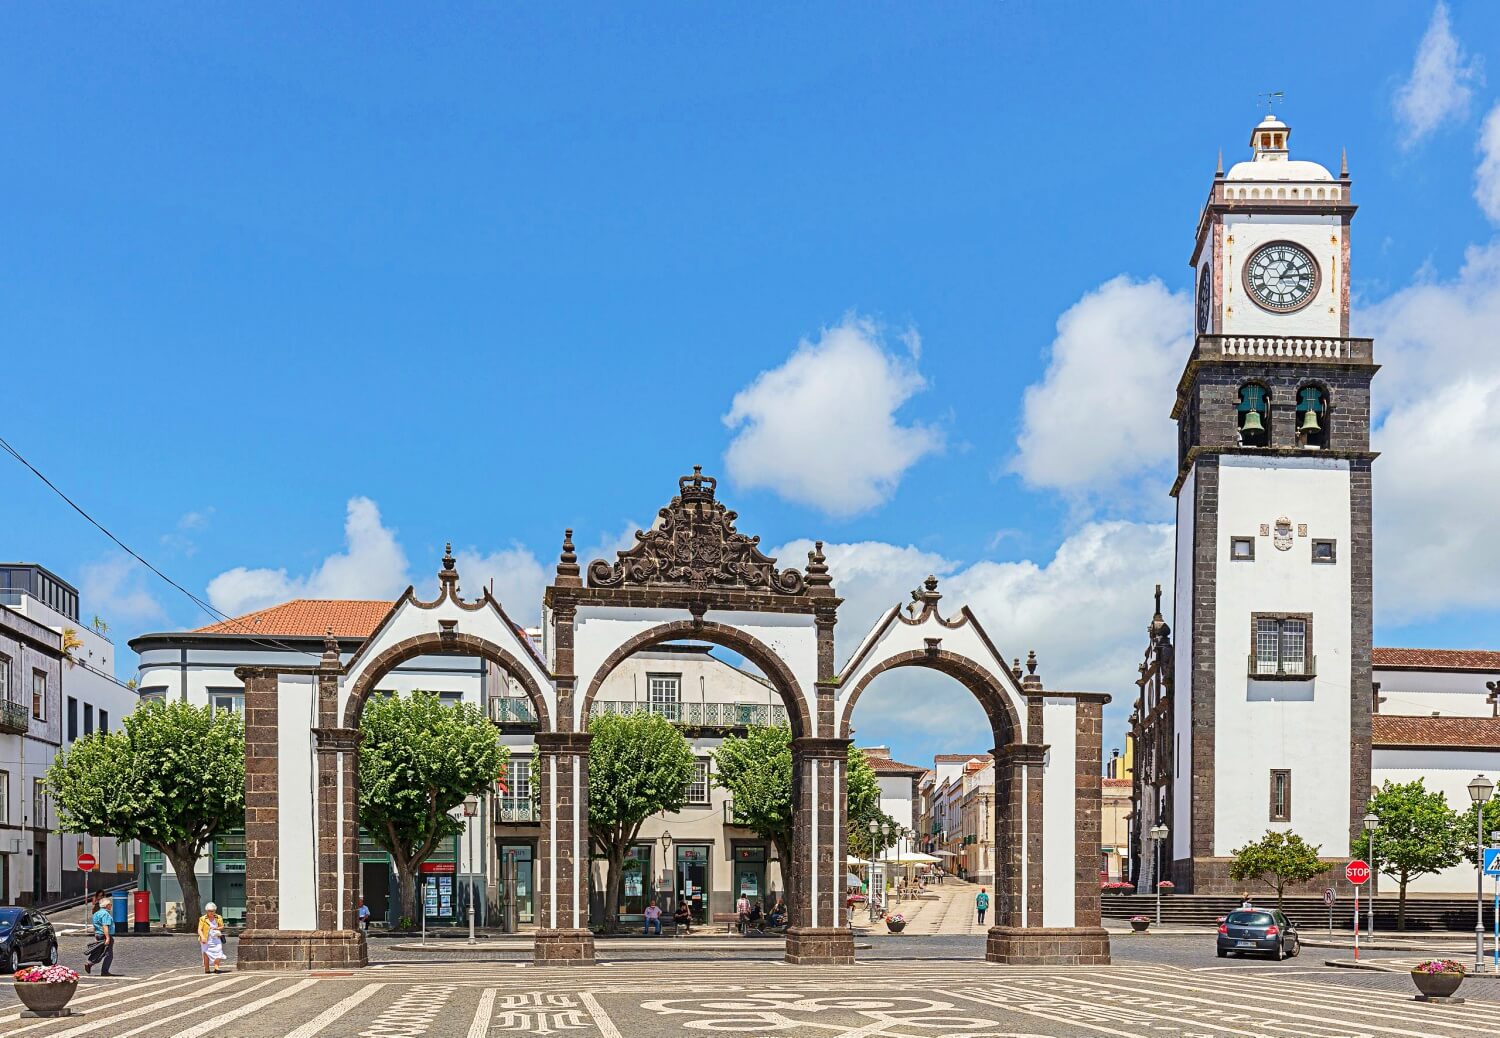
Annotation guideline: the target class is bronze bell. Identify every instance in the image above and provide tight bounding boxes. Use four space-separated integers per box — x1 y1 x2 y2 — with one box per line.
1298 408 1321 433
1240 409 1265 433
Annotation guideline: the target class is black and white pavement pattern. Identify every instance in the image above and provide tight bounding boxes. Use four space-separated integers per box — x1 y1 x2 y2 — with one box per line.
1 933 1493 1036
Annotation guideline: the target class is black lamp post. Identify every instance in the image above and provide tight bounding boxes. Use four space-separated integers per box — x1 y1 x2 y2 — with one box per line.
1468 775 1494 973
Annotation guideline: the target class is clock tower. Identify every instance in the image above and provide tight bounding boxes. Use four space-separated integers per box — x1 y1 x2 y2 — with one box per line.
1169 114 1377 892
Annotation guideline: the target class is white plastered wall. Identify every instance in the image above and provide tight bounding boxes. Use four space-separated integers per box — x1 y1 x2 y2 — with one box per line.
277 673 319 931
1222 212 1342 338
1375 749 1500 894
1042 696 1077 928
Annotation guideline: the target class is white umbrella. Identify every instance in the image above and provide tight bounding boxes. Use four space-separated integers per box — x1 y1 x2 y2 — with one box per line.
845 855 871 866
932 850 958 858
889 851 940 864
846 872 863 888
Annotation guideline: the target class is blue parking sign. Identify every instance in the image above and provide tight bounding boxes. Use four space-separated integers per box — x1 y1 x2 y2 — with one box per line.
1484 848 1500 876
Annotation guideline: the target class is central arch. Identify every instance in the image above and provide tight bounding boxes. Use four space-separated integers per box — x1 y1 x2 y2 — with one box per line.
344 631 552 730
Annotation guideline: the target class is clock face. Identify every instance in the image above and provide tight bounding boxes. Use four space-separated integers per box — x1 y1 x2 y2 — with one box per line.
1196 264 1212 333
1244 242 1320 313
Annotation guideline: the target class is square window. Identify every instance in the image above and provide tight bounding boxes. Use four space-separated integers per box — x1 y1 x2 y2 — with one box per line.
1250 614 1314 678
1312 539 1336 564
1230 537 1255 561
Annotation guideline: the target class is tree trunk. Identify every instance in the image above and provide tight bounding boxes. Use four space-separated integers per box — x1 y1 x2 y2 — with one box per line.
1275 879 1284 911
164 846 203 933
602 843 627 935
1398 873 1409 932
394 862 419 928
772 833 793 920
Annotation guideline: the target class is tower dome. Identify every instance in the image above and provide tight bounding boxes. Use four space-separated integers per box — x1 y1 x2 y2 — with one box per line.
1225 113 1333 182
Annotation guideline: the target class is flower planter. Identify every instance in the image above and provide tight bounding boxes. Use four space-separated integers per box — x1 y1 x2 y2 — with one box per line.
1411 970 1464 1001
1129 919 1149 933
886 919 906 934
14 979 79 1015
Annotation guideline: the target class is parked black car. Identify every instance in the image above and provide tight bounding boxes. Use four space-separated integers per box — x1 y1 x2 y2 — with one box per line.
1217 908 1299 959
0 907 60 972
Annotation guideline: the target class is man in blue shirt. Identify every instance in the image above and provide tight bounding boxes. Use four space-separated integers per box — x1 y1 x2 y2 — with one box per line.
85 895 114 976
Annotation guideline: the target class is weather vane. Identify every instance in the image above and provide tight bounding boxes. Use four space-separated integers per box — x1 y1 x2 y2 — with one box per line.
1258 91 1285 113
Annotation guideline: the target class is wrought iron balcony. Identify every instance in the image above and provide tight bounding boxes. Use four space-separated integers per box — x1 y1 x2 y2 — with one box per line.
488 697 538 726
0 699 29 735
494 798 539 824
1247 654 1317 680
589 700 789 729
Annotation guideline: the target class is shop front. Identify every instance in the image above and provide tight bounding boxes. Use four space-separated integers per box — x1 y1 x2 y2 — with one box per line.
675 844 711 923
732 843 768 906
497 843 535 928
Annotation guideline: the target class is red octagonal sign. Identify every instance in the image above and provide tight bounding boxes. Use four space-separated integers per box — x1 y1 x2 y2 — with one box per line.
1345 859 1370 885
77 852 97 872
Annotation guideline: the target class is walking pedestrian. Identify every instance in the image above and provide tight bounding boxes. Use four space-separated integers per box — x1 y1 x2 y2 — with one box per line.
357 896 371 932
736 893 752 935
199 902 227 974
975 887 989 926
642 899 662 936
85 895 114 976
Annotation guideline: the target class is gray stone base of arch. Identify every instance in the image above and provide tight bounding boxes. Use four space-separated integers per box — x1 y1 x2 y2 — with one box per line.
784 926 856 965
237 929 369 970
985 926 1111 965
534 928 596 965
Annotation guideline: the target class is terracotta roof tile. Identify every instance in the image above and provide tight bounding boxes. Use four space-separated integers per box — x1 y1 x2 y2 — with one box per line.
933 753 992 762
1373 648 1500 672
1103 778 1133 788
193 599 393 638
864 753 927 775
1372 714 1500 749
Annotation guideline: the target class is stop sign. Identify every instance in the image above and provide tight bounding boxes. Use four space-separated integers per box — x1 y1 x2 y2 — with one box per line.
77 852 97 872
1345 859 1370 885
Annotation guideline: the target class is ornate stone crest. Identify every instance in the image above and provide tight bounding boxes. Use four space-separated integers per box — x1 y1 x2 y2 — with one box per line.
1273 516 1294 551
587 467 806 594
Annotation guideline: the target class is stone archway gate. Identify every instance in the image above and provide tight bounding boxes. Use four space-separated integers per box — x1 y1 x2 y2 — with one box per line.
236 469 1109 969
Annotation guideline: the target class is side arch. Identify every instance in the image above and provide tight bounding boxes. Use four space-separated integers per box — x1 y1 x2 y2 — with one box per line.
578 619 812 739
838 647 1022 745
343 631 552 730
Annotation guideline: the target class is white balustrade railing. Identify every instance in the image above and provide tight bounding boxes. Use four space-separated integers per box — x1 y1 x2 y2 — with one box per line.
1201 335 1372 362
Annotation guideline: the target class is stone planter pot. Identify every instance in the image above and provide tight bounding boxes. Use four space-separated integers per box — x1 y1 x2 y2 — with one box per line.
14 980 78 1015
886 919 906 934
1411 970 1463 1000
1130 919 1149 933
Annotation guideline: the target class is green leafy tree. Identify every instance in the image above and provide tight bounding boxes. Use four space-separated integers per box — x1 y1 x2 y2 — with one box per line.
586 711 696 932
359 692 507 925
46 699 244 929
1359 780 1464 930
713 727 888 894
1228 830 1330 908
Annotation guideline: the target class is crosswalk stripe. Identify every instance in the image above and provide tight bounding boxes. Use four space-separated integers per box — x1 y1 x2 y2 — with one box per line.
164 977 319 1038
465 988 495 1038
36 978 268 1038
112 981 284 1038
577 991 623 1038
0 974 202 1026
283 982 386 1038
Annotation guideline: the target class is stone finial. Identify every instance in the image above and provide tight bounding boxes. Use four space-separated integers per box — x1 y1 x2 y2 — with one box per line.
1011 657 1023 681
804 541 832 589
1022 650 1043 691
438 542 460 594
1340 146 1348 178
1216 148 1224 176
554 528 582 586
320 627 341 670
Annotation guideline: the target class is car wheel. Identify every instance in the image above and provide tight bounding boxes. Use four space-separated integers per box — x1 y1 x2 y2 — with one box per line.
1216 948 1227 958
45 941 58 966
1290 937 1300 958
1275 939 1286 961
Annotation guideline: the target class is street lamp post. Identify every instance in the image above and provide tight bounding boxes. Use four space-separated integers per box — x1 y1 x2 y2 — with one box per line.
659 830 674 916
463 795 480 945
868 819 880 921
1149 824 1169 929
1363 811 1378 945
1468 775 1494 973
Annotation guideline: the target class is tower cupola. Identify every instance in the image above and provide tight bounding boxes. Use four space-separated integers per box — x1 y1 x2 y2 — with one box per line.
1249 114 1290 162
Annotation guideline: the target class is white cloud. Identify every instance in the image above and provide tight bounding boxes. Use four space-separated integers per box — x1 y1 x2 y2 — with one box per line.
1476 103 1500 223
206 497 411 616
1009 276 1190 503
160 506 214 556
1395 1 1482 148
723 316 943 517
454 545 548 627
1363 239 1500 622
78 554 166 628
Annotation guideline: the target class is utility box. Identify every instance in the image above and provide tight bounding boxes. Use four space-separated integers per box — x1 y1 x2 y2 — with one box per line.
133 891 151 934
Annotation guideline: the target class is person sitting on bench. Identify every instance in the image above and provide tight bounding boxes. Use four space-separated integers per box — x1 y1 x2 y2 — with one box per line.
673 900 693 934
766 898 787 928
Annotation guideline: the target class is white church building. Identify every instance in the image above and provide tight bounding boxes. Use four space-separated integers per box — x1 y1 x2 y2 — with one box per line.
1128 114 1500 896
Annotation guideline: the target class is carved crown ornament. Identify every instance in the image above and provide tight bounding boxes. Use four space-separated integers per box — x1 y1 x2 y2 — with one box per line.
586 467 808 595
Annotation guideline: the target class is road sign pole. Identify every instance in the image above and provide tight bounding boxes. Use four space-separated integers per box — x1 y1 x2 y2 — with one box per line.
1354 885 1359 961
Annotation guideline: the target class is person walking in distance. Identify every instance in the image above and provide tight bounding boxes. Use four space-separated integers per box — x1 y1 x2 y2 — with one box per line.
85 894 114 976
975 887 990 926
199 902 227 974
736 893 752 935
357 896 371 932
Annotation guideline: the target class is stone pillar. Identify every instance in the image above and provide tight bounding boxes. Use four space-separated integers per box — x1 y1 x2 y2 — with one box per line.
241 668 280 934
786 737 855 965
991 742 1045 930
534 730 595 965
313 727 361 933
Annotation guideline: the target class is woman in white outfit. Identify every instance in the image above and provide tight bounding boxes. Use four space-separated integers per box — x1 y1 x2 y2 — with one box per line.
198 902 227 974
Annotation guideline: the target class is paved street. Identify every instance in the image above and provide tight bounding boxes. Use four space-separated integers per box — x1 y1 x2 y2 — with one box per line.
3 930 1496 1036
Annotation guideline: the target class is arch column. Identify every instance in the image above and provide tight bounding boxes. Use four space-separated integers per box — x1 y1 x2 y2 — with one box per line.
786 736 856 965
533 730 595 965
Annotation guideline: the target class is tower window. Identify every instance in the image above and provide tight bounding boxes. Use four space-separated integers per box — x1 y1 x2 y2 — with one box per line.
1312 539 1336 564
1230 537 1255 561
1250 614 1314 678
1296 386 1328 448
1237 384 1270 447
1269 770 1291 822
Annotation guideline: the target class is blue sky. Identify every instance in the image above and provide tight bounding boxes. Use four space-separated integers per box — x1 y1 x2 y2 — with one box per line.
5 3 1500 766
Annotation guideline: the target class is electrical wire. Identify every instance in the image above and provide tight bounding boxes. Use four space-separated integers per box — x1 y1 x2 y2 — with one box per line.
0 433 321 660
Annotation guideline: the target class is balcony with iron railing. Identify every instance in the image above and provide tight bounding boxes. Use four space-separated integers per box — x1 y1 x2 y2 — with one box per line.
0 698 28 735
494 797 540 824
1247 654 1317 680
488 697 539 728
589 700 789 729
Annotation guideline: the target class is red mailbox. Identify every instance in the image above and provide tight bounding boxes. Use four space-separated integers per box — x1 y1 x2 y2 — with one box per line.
133 890 152 934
